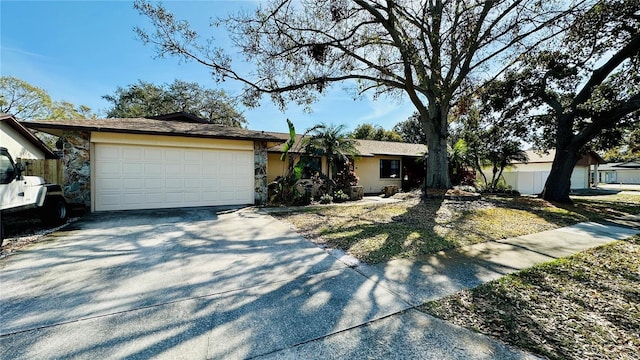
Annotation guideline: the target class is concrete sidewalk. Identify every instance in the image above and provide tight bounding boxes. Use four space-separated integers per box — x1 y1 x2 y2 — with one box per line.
352 220 639 307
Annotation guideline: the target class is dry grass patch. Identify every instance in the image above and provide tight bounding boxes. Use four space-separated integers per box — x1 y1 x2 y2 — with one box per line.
276 195 591 263
569 192 640 220
421 235 640 360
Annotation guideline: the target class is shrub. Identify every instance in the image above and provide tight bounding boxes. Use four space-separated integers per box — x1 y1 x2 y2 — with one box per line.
319 194 333 204
333 190 350 203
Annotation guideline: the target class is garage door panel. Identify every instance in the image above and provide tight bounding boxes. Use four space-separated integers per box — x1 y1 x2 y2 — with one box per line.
203 180 218 190
95 144 254 211
144 178 163 189
123 194 147 205
184 192 202 202
185 178 202 188
96 177 121 191
165 178 184 189
98 194 121 206
145 163 162 175
165 149 182 162
95 146 120 161
185 164 202 176
122 147 144 161
96 162 122 175
123 178 144 190
123 163 143 174
144 148 163 161
184 150 203 162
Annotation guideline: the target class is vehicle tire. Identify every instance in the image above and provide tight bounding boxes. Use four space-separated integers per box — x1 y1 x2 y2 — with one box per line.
41 196 67 226
0 221 4 247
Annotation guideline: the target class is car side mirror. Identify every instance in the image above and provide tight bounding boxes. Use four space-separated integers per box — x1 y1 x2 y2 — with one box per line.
15 162 26 178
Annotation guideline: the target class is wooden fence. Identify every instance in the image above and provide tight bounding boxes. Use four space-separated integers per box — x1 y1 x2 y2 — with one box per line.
17 158 64 185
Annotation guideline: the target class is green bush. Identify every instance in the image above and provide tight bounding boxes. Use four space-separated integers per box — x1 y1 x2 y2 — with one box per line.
319 194 333 204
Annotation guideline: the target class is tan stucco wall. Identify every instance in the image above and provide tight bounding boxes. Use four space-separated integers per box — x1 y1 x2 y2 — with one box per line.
267 153 328 183
354 155 402 194
268 153 288 182
267 153 401 194
0 122 46 160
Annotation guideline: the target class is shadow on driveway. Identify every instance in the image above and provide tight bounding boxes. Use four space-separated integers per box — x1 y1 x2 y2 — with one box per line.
0 206 536 359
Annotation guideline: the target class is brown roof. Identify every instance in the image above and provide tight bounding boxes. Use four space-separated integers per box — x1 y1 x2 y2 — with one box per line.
512 149 605 165
266 132 427 157
0 113 58 159
21 118 284 142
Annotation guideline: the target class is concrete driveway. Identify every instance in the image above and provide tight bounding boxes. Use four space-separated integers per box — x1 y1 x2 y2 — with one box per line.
0 207 533 359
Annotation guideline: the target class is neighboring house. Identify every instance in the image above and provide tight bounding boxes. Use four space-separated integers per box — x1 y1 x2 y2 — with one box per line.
267 133 427 194
0 113 57 160
22 118 283 211
497 149 604 194
597 162 640 184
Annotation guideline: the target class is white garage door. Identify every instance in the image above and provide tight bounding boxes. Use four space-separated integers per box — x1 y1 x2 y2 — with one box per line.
94 144 254 211
570 167 587 189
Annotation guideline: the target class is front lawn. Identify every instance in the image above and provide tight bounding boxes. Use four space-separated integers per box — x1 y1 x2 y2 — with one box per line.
421 235 640 360
275 192 640 264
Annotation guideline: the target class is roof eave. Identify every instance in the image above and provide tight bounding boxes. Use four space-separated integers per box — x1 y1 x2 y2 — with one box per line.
22 121 285 143
2 116 58 159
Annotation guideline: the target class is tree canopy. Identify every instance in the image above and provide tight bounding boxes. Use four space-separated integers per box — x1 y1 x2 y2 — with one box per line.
134 0 577 189
350 123 402 142
103 79 247 127
393 113 428 144
601 128 640 162
483 0 640 202
0 76 95 120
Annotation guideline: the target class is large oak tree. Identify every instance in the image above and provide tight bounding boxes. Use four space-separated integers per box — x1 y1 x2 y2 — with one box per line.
135 0 583 189
483 0 640 203
103 79 247 127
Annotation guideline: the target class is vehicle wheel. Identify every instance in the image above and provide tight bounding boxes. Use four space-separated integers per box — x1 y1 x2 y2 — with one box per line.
41 196 67 226
0 221 4 246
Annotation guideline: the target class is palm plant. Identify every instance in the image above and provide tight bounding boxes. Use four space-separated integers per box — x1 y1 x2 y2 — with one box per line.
304 123 359 179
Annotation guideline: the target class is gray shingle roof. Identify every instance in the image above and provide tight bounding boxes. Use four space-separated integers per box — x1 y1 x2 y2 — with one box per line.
266 132 427 157
21 118 284 142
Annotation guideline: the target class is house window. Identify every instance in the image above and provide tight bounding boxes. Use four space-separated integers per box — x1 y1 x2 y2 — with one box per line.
380 159 400 178
301 156 322 179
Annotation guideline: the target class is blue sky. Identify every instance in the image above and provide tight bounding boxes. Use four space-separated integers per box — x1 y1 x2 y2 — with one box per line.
0 0 416 133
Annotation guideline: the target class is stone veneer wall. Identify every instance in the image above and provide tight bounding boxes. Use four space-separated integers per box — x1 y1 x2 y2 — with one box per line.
254 141 268 205
61 130 91 207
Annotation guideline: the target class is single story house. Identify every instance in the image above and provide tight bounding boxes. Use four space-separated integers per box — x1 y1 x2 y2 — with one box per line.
266 133 427 194
596 162 640 184
498 149 604 194
22 117 283 212
0 113 57 160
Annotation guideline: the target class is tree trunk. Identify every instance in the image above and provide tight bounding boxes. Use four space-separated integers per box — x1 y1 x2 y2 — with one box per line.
422 110 451 189
541 149 580 203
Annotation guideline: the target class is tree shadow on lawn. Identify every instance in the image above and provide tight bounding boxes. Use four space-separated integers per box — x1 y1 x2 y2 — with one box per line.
316 195 597 265
316 197 454 264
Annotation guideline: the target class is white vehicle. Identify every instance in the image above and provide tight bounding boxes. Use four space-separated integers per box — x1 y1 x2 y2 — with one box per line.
1 147 67 244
